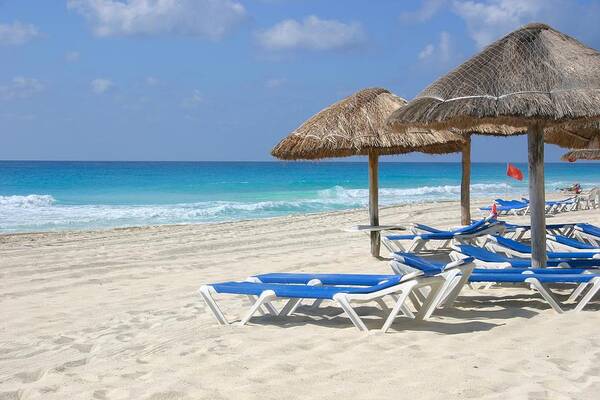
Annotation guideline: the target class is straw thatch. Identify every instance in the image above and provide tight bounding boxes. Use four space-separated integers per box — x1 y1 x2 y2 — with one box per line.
561 149 600 161
387 23 600 147
271 88 465 160
545 121 600 149
561 135 600 161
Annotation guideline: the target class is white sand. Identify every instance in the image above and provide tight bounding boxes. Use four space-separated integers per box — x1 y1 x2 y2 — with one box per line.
1 199 600 400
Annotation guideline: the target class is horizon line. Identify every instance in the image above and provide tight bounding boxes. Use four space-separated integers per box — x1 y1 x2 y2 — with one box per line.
0 159 586 164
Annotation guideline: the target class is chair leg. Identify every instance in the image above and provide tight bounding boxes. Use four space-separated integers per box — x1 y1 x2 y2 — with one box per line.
310 299 324 308
240 290 277 325
375 298 389 311
279 299 302 316
409 291 422 308
574 278 600 312
416 280 445 320
333 294 368 332
199 286 229 325
567 282 589 302
438 272 470 308
526 279 564 313
409 238 425 252
381 288 415 333
390 294 415 318
246 295 266 316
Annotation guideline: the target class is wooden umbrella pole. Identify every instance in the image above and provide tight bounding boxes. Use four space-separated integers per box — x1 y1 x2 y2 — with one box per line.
461 134 472 226
368 153 380 257
528 125 547 268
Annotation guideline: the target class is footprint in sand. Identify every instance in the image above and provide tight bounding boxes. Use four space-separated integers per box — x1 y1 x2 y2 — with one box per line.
54 358 88 372
0 391 23 400
146 391 187 400
72 343 95 354
53 336 75 345
14 368 46 383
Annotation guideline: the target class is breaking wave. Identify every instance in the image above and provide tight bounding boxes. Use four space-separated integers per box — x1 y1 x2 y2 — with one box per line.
0 183 523 232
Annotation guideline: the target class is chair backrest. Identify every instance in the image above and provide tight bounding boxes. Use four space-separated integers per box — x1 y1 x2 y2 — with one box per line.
455 215 500 235
548 234 596 249
454 244 508 262
393 253 443 275
491 235 531 253
577 223 600 237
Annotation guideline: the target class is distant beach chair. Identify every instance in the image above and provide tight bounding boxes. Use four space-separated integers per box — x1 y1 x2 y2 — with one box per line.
199 261 473 333
482 235 600 260
544 196 579 213
480 199 529 216
392 252 600 313
450 243 600 269
503 222 576 241
578 187 599 210
382 215 504 253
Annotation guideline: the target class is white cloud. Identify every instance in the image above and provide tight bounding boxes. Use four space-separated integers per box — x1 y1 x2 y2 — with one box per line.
418 44 434 60
65 51 80 62
91 78 114 94
0 21 40 46
265 78 286 89
67 0 246 39
452 0 546 48
181 89 204 108
0 77 44 100
257 15 366 51
401 0 448 22
418 31 452 63
145 76 159 86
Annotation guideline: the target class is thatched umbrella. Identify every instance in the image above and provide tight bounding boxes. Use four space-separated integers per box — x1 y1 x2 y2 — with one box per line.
561 136 600 161
272 87 465 256
388 23 600 267
551 122 600 161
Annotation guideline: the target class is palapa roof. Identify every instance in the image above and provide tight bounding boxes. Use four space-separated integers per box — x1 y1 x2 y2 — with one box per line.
561 135 600 161
546 121 600 149
387 23 600 148
271 88 465 160
561 149 600 161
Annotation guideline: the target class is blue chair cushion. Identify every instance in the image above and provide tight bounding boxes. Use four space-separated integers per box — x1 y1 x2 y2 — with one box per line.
210 276 404 299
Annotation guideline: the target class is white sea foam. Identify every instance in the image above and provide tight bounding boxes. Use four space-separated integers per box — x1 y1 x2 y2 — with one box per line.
0 194 56 207
0 183 526 232
317 183 516 206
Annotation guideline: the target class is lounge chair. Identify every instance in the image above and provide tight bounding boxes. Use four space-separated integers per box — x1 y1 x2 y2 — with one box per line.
547 234 600 253
545 197 578 213
483 235 600 260
573 223 600 247
450 244 600 269
382 215 504 253
393 253 600 313
480 199 529 216
503 222 576 241
578 187 599 210
199 265 471 333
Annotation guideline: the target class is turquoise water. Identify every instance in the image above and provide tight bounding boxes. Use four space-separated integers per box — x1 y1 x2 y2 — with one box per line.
0 161 598 233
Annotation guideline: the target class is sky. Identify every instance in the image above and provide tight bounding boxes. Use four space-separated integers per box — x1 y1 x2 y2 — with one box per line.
2 0 600 162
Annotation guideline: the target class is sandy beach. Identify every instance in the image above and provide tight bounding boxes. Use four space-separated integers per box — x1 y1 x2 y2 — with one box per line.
1 199 599 400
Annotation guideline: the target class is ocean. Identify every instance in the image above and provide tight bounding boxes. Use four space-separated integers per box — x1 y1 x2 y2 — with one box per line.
0 161 598 233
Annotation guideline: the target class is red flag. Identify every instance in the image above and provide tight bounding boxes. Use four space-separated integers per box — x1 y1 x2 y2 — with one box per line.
491 203 497 217
506 163 523 181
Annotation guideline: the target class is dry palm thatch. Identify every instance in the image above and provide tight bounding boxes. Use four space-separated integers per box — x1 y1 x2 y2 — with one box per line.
546 121 600 149
271 88 465 160
387 23 600 148
561 149 600 161
561 135 600 161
